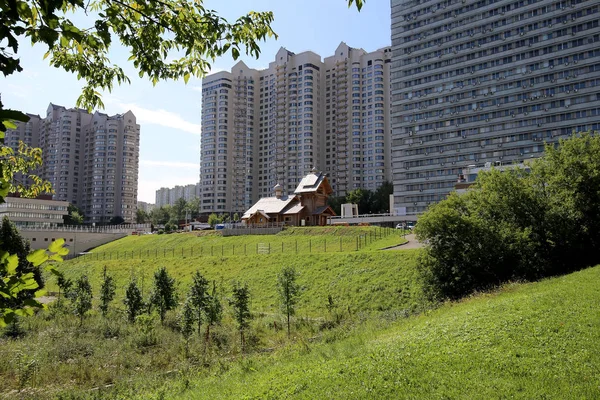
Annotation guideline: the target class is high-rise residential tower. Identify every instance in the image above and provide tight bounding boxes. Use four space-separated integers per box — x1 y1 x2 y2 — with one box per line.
199 42 391 214
391 0 600 215
5 104 140 223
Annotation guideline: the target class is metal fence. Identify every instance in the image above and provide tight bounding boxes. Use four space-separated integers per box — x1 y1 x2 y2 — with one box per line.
76 228 399 261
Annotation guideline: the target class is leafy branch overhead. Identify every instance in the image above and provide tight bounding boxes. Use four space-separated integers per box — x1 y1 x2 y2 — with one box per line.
1 0 365 110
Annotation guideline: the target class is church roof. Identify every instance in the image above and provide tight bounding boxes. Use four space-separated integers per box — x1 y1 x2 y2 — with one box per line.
241 195 297 219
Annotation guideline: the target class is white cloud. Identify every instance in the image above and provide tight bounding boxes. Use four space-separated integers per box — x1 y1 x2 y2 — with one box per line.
109 101 201 135
139 159 199 169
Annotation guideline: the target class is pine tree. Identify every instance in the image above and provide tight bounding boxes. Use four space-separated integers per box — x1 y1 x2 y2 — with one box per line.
123 280 143 323
204 281 222 349
230 282 251 351
188 270 209 336
99 266 116 317
179 297 195 359
71 275 92 326
150 267 178 324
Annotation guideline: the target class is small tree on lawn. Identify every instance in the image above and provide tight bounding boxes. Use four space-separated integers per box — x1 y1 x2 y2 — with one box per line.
277 266 301 337
56 275 73 304
70 275 92 326
204 281 222 350
99 266 116 317
124 280 144 323
188 270 209 336
179 297 195 359
230 282 251 352
150 267 178 324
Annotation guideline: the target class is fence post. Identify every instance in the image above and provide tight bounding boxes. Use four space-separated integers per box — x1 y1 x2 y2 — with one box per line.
268 242 271 254
309 239 311 253
356 236 359 251
324 239 327 253
245 243 247 255
211 246 213 256
222 245 224 256
233 244 235 256
256 243 258 254
282 242 284 253
296 240 298 254
340 236 342 252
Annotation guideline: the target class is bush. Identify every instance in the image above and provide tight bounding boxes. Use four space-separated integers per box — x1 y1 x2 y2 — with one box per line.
416 132 600 300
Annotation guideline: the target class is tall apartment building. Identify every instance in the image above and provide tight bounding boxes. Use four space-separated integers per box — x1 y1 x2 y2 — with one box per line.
199 42 391 214
5 104 140 223
390 0 600 214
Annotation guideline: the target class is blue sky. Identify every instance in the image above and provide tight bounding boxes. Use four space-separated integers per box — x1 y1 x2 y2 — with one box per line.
3 0 391 203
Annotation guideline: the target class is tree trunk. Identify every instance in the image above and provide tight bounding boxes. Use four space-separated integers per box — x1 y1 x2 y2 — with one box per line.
287 311 290 337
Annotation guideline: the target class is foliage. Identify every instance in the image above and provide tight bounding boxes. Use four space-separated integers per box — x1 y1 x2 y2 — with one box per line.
277 266 301 336
109 215 125 225
123 279 143 323
0 217 43 301
172 198 188 222
0 138 53 199
207 213 222 228
188 270 209 337
230 282 251 351
135 209 149 224
64 204 84 225
204 281 222 348
327 181 393 215
1 237 67 327
178 297 195 358
150 206 170 226
69 275 93 326
416 132 600 300
150 267 178 324
99 266 116 317
56 274 73 302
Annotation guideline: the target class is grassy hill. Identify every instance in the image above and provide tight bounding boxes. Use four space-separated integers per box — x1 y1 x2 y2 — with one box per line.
3 228 598 399
174 265 600 399
50 227 413 316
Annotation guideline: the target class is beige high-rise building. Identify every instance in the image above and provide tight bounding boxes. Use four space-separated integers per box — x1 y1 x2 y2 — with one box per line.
5 104 140 223
199 42 391 214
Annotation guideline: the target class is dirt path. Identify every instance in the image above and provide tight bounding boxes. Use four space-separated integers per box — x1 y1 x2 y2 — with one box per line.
384 234 424 250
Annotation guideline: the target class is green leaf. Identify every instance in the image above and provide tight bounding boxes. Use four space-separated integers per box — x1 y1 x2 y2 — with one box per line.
6 254 18 275
48 238 65 253
27 249 48 267
2 120 17 130
183 72 190 84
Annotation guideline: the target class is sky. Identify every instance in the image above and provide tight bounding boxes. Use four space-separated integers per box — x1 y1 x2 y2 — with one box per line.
2 0 391 203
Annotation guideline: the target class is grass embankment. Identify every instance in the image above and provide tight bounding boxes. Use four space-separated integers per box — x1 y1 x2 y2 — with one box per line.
0 228 419 398
177 265 600 399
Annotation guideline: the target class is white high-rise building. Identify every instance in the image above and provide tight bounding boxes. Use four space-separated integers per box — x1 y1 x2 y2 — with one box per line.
5 104 140 223
199 42 391 214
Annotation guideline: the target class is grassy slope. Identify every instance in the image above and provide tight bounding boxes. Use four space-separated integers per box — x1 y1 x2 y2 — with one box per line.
178 266 600 399
51 227 412 316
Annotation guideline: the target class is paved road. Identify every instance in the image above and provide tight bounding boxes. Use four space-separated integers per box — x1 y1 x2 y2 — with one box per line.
385 234 424 250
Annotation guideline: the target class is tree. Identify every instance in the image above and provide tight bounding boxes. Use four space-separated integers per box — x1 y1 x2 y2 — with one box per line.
232 213 240 223
186 198 202 221
207 213 223 228
149 267 178 324
178 297 195 359
56 275 73 303
135 209 149 224
99 266 116 317
172 198 188 222
230 282 251 351
277 266 301 337
346 188 373 214
0 217 43 301
64 204 84 225
372 181 393 214
123 280 144 323
150 207 170 226
415 132 600 300
109 216 125 225
70 275 93 326
188 270 209 337
204 281 222 349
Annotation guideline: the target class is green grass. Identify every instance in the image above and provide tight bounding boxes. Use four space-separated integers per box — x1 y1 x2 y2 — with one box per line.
174 265 600 399
4 227 599 399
